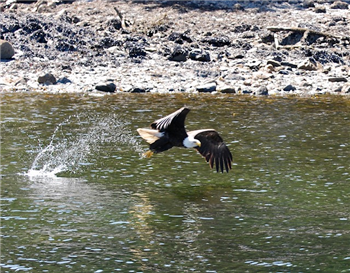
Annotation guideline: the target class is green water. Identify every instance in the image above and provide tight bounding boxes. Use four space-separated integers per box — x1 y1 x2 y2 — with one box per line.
1 93 349 272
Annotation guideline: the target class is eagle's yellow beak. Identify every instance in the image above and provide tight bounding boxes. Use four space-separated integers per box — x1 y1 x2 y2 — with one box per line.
196 140 202 147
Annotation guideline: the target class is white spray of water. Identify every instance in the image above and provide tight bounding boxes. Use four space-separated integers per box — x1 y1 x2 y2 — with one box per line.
28 113 143 177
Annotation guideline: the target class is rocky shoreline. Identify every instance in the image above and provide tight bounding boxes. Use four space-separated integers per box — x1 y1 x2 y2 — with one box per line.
1 0 350 95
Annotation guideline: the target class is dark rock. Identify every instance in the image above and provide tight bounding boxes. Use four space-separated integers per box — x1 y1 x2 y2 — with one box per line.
281 61 298 68
314 6 326 13
146 24 168 37
255 86 268 96
168 30 193 44
218 85 235 94
242 89 253 94
57 77 72 84
30 29 47 43
95 82 116 92
55 39 76 51
330 1 349 9
226 51 245 59
231 40 252 50
202 35 230 47
106 18 122 31
168 46 188 62
130 87 150 93
168 32 184 44
279 70 290 75
312 50 343 64
260 31 274 44
38 73 56 84
196 82 216 93
283 84 297 91
0 39 15 59
125 42 146 58
233 24 252 33
328 77 348 82
271 54 284 63
99 37 122 49
189 49 210 62
280 32 304 46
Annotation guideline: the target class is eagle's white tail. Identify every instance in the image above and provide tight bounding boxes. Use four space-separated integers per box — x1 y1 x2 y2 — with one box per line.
137 128 163 144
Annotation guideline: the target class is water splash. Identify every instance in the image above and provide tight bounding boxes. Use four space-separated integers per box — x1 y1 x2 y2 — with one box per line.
28 113 143 177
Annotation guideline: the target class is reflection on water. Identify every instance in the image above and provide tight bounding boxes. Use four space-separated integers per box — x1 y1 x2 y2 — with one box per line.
1 93 350 272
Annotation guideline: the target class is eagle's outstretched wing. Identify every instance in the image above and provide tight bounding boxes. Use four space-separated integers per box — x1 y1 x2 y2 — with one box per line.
188 129 232 173
151 107 190 132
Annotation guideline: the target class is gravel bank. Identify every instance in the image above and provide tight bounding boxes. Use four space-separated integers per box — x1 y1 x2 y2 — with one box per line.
1 0 349 95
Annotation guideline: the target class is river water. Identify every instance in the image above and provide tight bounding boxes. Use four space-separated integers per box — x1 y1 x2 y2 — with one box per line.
1 93 349 272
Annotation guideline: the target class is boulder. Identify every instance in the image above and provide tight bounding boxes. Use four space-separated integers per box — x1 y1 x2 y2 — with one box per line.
283 84 297 91
95 82 116 92
168 46 188 62
330 1 349 9
196 82 217 93
0 39 15 59
189 49 210 62
314 6 326 13
255 86 268 96
38 73 56 84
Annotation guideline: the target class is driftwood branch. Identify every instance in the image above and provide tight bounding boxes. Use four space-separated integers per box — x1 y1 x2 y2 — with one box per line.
267 26 350 49
114 7 126 29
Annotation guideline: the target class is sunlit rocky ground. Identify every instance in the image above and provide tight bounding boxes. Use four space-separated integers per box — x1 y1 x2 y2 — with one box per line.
1 0 349 95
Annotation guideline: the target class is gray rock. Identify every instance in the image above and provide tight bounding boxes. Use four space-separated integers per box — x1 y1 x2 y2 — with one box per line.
314 6 326 13
256 86 268 96
0 39 15 59
168 46 188 62
189 49 210 62
341 83 350 93
196 82 217 93
95 82 116 92
303 0 315 8
38 73 56 84
298 59 318 71
217 85 235 94
330 1 348 9
202 35 230 47
233 3 244 11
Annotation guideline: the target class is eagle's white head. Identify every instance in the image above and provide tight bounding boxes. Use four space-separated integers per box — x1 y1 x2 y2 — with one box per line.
183 136 201 148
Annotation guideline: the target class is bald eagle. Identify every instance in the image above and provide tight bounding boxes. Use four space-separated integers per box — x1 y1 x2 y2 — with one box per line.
137 107 233 173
